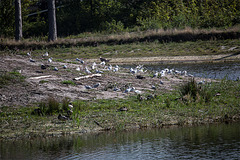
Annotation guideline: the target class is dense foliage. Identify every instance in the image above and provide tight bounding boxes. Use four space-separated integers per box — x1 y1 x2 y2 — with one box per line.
1 0 240 38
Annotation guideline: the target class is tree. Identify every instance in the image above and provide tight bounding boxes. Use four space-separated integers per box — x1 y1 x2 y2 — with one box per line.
15 0 22 41
48 0 57 41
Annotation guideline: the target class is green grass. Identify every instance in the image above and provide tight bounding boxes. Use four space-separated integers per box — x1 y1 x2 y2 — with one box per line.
24 39 239 61
0 71 25 88
61 80 76 86
1 79 239 139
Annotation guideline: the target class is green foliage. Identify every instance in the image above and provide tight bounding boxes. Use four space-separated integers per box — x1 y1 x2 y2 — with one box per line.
179 78 213 103
1 0 240 38
62 97 71 112
61 80 76 86
39 97 60 115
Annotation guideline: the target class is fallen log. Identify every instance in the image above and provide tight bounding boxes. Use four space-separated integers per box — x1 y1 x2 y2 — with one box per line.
74 74 102 80
29 75 54 80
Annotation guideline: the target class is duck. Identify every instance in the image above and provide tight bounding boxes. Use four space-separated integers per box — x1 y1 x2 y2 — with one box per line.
41 64 47 70
58 114 68 121
100 56 110 62
93 83 101 88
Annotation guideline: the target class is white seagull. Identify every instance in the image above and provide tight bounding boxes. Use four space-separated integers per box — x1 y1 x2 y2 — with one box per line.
63 65 67 69
29 58 35 62
76 66 81 71
85 85 92 89
85 67 92 74
54 67 58 71
48 57 53 63
43 51 49 57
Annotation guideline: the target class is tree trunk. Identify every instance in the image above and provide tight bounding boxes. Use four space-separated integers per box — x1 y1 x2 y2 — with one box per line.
48 0 57 41
15 0 22 41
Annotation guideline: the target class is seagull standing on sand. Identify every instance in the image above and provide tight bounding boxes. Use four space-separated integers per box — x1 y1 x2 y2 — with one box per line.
100 61 106 66
48 57 53 63
54 67 58 71
85 67 92 74
27 52 31 56
43 51 48 57
91 62 96 70
76 66 81 71
29 58 35 62
63 65 67 69
85 85 92 89
113 65 119 72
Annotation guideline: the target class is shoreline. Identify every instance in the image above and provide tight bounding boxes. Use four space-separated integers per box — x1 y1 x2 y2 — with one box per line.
88 53 240 64
0 53 240 140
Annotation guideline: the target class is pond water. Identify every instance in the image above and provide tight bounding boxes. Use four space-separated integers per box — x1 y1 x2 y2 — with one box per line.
122 61 240 81
1 123 240 159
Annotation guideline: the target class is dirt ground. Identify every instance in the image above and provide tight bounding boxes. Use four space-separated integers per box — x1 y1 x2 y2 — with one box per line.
1 53 236 107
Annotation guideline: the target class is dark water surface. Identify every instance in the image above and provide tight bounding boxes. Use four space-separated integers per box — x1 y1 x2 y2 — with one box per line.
1 123 240 160
122 61 240 80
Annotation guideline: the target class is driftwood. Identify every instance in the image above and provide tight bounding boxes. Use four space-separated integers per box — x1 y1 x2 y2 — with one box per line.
74 74 101 80
29 75 54 80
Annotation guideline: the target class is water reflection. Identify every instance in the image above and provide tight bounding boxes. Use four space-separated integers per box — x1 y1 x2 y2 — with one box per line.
1 123 240 159
122 62 240 80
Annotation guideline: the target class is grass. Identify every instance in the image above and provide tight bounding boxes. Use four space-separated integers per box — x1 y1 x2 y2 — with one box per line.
61 80 76 86
1 79 240 139
0 71 25 88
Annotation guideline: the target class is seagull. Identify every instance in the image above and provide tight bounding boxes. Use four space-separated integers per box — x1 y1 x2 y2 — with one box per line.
134 90 141 94
54 67 58 71
100 56 110 62
93 83 101 88
63 65 67 69
151 85 156 90
96 69 103 74
27 52 31 56
85 85 92 89
29 58 35 62
130 87 135 92
108 65 112 71
130 68 137 74
76 66 81 71
113 65 119 72
85 67 92 74
43 51 48 57
124 88 132 93
68 103 73 109
153 72 158 78
100 61 106 66
76 58 84 64
160 80 164 85
48 57 52 63
113 87 121 91
91 62 96 70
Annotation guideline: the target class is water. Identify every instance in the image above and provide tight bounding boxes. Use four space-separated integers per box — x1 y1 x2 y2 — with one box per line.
1 123 240 159
122 62 240 81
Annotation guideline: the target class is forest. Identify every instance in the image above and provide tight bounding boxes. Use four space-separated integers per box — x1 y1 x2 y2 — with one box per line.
0 0 240 38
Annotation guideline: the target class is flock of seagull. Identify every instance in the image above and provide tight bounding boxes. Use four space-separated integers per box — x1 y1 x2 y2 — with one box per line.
26 51 194 94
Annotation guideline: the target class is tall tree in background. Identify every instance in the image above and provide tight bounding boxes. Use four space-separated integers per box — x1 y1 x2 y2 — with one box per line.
15 0 22 41
48 0 57 41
